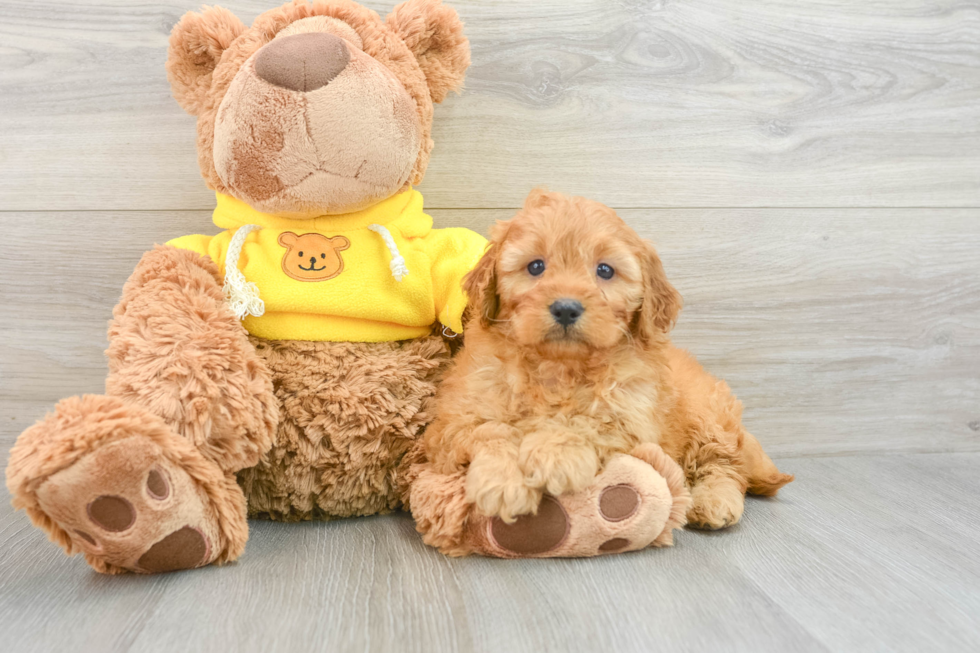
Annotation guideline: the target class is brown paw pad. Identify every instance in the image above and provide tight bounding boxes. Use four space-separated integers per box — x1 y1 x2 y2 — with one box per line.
146 468 170 500
489 495 569 555
87 495 136 532
599 537 630 552
137 526 210 573
74 530 99 547
599 485 640 522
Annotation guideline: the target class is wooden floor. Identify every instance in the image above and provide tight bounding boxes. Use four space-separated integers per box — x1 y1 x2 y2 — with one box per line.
1 454 978 652
1 0 979 651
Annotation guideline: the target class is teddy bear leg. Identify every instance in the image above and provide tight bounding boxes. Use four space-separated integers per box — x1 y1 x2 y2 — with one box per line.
5 247 277 573
105 246 279 474
410 444 691 558
6 395 248 574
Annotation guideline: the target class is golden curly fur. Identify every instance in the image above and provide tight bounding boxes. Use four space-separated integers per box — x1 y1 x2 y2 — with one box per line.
424 190 793 529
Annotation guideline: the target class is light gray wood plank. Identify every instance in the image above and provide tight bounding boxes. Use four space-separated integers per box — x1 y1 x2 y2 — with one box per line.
2 208 978 456
730 454 980 652
1 454 978 652
1 1 978 211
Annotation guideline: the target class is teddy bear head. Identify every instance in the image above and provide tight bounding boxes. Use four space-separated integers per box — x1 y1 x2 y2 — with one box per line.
166 0 469 218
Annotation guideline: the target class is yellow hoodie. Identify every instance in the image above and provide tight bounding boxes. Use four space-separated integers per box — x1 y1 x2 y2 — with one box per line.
168 190 487 342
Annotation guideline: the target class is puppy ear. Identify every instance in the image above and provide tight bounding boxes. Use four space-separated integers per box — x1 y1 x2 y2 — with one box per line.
523 187 560 211
166 7 246 115
462 221 510 329
386 0 470 103
632 241 682 344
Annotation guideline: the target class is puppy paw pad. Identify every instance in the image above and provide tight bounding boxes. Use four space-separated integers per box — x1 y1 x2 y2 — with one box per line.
599 538 630 552
146 469 170 500
489 495 569 555
137 526 210 573
87 495 136 532
599 485 639 522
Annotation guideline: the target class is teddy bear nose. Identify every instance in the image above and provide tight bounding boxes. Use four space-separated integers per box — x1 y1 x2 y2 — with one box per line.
255 32 351 92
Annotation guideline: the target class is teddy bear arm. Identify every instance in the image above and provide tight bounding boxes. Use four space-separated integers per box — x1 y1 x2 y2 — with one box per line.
630 443 693 546
423 227 488 334
105 245 279 473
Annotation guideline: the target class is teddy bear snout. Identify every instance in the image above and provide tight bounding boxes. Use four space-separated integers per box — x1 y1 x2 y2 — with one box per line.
255 32 350 93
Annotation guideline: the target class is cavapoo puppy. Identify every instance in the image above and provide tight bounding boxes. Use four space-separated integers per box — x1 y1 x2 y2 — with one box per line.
424 189 792 529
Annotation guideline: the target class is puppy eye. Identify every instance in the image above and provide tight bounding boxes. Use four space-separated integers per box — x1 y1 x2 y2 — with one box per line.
527 259 546 276
597 263 615 279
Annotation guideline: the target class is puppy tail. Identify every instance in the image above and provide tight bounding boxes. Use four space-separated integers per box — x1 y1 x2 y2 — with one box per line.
742 431 794 497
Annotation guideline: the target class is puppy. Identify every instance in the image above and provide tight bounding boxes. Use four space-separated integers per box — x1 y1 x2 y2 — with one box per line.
424 189 792 529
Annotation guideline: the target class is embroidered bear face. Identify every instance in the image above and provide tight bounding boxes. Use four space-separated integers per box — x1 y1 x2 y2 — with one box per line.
278 232 350 282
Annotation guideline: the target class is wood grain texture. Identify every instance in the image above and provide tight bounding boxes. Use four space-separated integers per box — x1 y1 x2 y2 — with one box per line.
3 209 978 456
1 453 978 652
1 0 978 210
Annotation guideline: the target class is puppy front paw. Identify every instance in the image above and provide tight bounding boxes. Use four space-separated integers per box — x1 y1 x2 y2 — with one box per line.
687 483 745 530
466 455 541 523
519 436 600 497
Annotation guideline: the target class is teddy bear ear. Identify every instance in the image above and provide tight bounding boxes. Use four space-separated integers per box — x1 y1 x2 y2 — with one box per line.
166 6 247 115
386 0 471 103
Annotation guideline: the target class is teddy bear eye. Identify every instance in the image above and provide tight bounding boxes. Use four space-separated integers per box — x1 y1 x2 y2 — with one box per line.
321 253 325 259
299 251 304 257
597 263 615 279
527 260 546 276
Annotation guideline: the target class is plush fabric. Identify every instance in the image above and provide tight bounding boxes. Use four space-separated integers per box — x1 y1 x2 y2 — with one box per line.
168 0 469 217
240 334 452 520
166 6 247 115
211 32 424 216
6 395 248 574
6 0 479 574
254 31 351 92
105 246 279 473
168 190 487 341
386 0 470 104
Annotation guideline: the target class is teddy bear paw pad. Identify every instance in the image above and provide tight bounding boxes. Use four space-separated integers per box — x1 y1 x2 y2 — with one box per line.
87 495 136 532
598 537 630 552
34 435 220 573
598 484 640 522
468 454 676 558
137 527 210 573
488 495 569 555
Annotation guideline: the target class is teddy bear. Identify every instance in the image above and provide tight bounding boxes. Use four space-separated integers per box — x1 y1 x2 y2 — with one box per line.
5 0 689 573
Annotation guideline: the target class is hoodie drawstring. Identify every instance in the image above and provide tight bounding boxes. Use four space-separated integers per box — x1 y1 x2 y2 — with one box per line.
368 224 409 282
223 224 265 320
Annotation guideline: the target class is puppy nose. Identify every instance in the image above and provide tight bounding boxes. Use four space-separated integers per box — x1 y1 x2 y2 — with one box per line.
550 300 584 327
255 32 350 92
